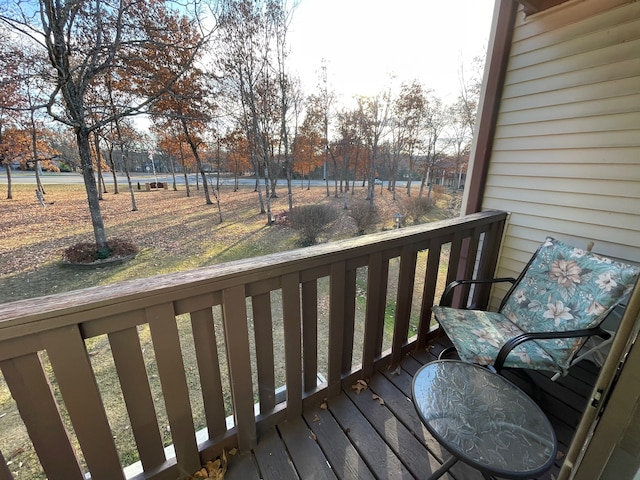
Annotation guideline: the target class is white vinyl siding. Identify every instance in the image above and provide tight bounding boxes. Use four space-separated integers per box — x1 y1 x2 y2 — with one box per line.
480 0 640 307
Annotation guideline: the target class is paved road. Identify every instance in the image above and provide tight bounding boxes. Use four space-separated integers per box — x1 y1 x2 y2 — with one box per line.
2 171 258 186
1 171 344 188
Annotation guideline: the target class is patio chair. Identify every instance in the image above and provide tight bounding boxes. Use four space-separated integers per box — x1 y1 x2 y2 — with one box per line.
432 237 640 379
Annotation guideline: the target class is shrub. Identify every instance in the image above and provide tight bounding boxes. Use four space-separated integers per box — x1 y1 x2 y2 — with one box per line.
63 237 139 264
348 201 378 235
289 204 338 246
401 196 433 224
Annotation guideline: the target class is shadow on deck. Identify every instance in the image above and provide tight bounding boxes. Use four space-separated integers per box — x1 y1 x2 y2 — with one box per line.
224 337 598 480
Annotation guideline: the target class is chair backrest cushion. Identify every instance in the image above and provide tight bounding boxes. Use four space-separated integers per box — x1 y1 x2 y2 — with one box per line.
500 237 640 366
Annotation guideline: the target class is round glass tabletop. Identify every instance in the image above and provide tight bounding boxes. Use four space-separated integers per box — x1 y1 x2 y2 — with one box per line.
412 360 557 479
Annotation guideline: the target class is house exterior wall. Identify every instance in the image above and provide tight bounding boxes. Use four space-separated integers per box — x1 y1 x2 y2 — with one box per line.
476 0 640 307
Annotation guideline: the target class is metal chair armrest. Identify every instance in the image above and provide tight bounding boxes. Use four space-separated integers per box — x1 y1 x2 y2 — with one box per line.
439 277 516 307
494 327 611 372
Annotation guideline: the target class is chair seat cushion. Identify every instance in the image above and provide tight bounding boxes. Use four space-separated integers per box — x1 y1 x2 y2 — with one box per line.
432 306 558 371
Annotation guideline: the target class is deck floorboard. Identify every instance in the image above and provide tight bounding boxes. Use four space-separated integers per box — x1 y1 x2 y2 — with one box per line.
234 337 598 479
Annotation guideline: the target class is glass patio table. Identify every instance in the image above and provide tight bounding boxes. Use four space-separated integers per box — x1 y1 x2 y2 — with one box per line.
412 360 557 479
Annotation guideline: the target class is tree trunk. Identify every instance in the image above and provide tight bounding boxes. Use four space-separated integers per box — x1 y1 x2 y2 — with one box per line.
182 118 212 204
94 134 105 199
77 127 108 249
169 156 177 191
124 165 138 212
324 159 330 197
29 109 46 195
34 161 45 195
108 149 119 194
263 171 272 224
287 171 293 211
5 163 12 199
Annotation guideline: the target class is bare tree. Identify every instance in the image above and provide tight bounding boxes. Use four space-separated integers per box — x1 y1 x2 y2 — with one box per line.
356 93 390 206
0 0 215 252
218 0 298 223
417 93 446 200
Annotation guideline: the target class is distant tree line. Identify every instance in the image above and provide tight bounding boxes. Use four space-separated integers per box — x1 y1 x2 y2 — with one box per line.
0 0 482 252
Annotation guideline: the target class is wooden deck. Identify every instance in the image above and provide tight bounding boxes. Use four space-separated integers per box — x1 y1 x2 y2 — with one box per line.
223 337 598 480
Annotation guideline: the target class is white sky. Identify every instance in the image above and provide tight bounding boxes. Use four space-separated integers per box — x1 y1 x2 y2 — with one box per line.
288 0 495 106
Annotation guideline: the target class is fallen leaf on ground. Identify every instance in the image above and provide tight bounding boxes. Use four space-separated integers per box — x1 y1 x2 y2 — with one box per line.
372 394 385 405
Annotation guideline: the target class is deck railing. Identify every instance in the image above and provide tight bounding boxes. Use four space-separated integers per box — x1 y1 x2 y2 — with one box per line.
0 210 507 480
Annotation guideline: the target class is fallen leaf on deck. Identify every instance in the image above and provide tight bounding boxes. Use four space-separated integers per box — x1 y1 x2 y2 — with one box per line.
351 379 369 394
186 449 228 479
372 394 385 405
320 398 328 410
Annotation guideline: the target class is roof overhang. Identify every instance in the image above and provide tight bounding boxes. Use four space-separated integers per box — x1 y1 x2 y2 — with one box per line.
517 0 570 15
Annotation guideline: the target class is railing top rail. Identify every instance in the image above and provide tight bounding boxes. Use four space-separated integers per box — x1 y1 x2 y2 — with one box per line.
0 211 507 337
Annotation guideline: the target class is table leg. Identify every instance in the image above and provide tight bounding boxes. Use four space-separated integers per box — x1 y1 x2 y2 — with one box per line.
427 455 458 480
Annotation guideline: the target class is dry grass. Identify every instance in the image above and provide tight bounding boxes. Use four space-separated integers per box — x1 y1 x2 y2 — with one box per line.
0 180 458 479
0 182 454 303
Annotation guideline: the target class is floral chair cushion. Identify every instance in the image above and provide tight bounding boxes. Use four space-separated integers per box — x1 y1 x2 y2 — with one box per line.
500 238 639 368
433 238 640 373
431 307 559 370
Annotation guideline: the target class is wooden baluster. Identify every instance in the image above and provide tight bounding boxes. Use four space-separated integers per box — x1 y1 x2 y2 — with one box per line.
328 261 346 398
0 352 85 480
221 285 257 452
341 267 357 374
191 308 227 439
44 325 124 480
362 252 386 378
0 449 13 480
390 244 418 366
252 293 276 413
417 240 442 349
456 227 483 306
302 280 318 393
147 304 200 474
282 273 302 418
109 326 165 470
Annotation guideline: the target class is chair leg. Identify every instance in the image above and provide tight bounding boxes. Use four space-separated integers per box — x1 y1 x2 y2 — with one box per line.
438 346 457 360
